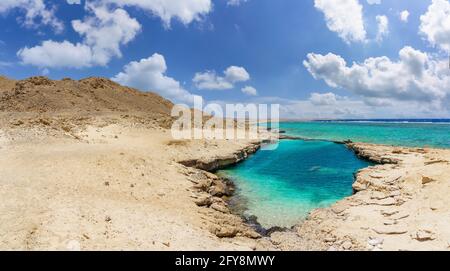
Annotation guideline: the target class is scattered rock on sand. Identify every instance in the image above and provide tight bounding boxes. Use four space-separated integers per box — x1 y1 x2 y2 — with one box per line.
421 176 437 185
383 220 396 225
208 181 228 197
327 246 337 251
372 225 408 235
412 230 436 242
243 230 261 239
203 171 219 180
381 209 399 217
193 179 213 191
331 203 350 214
212 225 238 238
341 241 353 250
389 212 409 221
210 202 230 214
388 190 401 197
368 237 384 247
194 195 211 207
366 197 397 206
370 191 389 200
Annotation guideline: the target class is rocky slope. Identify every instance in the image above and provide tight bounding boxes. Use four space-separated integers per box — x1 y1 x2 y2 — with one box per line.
0 76 173 115
0 76 175 131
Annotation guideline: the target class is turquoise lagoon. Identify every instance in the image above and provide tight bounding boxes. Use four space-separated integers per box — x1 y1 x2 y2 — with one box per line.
219 121 450 228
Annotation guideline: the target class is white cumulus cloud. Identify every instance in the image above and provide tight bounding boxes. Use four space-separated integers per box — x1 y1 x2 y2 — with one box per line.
17 4 141 68
17 1 214 69
227 0 248 6
314 0 366 43
193 72 233 90
67 0 81 5
0 0 63 32
419 0 450 52
241 86 258 96
102 0 212 27
303 46 450 104
224 66 250 83
72 3 141 66
400 10 409 22
17 40 92 68
375 15 389 42
309 92 338 106
112 53 197 104
193 66 250 90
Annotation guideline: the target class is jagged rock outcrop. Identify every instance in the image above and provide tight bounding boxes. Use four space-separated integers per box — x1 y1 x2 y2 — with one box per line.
347 143 401 164
178 141 265 239
179 143 260 172
185 165 261 239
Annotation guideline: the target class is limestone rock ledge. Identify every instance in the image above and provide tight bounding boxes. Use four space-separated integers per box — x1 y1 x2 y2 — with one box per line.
177 141 263 240
178 142 261 172
290 143 450 251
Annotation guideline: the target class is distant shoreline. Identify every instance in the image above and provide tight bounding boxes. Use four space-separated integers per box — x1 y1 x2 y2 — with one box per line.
262 119 450 124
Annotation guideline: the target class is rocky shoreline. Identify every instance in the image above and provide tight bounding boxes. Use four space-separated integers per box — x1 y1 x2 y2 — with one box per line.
178 142 261 172
182 137 450 251
291 142 450 251
178 141 268 240
179 140 293 240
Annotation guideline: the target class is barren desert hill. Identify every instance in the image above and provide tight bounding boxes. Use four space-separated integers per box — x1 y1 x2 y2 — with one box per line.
0 76 173 116
0 75 177 131
0 75 16 93
0 76 223 133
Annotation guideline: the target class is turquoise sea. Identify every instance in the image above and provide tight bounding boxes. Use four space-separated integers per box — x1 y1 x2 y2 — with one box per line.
280 121 450 148
219 121 450 228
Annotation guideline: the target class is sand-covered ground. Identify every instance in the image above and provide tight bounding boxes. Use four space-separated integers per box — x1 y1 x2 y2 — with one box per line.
0 117 275 250
0 76 273 250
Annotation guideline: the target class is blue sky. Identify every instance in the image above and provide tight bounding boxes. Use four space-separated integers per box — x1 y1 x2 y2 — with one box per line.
1 0 450 119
